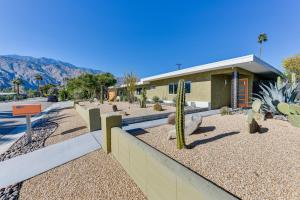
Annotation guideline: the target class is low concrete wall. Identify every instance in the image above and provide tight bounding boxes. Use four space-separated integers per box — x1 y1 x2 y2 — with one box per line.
102 114 238 200
74 104 101 132
122 107 207 125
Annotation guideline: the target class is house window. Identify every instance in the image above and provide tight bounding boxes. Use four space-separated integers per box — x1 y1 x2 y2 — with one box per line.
136 88 142 95
185 81 191 93
169 83 174 94
150 85 156 90
174 83 178 94
169 81 191 94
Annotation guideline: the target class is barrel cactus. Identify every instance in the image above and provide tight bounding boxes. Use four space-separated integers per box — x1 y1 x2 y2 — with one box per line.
176 79 186 149
277 102 300 127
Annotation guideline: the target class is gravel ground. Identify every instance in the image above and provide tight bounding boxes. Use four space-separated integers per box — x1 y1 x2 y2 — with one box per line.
0 118 58 200
19 150 147 200
80 101 176 118
45 107 89 146
138 114 300 200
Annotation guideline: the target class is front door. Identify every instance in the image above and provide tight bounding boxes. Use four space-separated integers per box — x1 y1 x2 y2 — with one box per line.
238 78 249 108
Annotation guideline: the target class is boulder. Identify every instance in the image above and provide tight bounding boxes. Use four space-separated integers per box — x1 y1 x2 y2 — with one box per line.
112 105 118 112
247 118 261 133
153 103 162 111
167 114 202 140
167 113 175 125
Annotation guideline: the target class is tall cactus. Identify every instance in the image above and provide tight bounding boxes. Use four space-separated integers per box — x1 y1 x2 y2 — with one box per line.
139 88 147 108
176 79 186 149
100 85 104 104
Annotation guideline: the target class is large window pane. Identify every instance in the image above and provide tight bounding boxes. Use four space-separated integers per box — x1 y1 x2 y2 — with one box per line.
169 83 174 94
185 81 191 93
174 83 178 94
136 88 142 95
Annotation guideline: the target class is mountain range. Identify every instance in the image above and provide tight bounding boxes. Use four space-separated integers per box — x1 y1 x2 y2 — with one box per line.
0 55 104 89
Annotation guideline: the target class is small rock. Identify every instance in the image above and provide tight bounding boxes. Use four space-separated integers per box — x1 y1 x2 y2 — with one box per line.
167 113 175 125
112 105 118 112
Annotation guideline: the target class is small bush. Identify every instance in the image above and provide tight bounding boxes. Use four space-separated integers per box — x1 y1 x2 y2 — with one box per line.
59 89 68 101
152 96 160 103
153 103 162 111
220 106 230 116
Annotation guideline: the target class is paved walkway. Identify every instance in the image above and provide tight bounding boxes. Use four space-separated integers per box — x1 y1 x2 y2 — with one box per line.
0 101 73 154
0 108 219 188
0 130 101 188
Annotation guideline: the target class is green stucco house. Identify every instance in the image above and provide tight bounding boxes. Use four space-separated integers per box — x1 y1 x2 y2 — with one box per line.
117 55 281 109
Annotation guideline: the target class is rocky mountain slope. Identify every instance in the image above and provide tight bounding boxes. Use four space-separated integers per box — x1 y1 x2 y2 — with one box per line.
0 55 103 89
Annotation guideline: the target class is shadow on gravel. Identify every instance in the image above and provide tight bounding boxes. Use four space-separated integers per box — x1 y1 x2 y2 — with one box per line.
127 128 149 136
259 127 269 134
194 126 216 134
188 131 239 149
60 126 86 135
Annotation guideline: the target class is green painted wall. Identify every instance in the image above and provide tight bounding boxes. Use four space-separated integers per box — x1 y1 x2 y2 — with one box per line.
115 67 262 109
146 72 211 102
107 126 238 200
211 74 231 109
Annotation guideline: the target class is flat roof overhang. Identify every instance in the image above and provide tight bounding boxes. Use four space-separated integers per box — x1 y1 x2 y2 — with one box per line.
141 55 282 83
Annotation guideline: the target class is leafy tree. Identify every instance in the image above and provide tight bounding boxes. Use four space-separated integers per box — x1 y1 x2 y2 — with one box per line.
65 73 117 101
95 73 117 101
283 54 300 80
26 89 36 98
40 84 56 96
35 74 43 96
258 33 268 57
80 73 98 99
124 72 138 103
59 88 68 101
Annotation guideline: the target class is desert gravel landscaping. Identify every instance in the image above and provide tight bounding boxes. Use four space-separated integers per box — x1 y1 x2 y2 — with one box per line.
19 150 146 200
80 101 176 118
137 114 300 200
45 107 89 146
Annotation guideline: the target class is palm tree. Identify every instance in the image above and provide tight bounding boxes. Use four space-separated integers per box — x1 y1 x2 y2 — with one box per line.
35 74 43 96
14 78 23 95
258 33 268 58
12 79 17 93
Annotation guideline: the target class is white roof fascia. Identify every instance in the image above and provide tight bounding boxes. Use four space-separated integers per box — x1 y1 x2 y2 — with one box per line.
141 54 281 83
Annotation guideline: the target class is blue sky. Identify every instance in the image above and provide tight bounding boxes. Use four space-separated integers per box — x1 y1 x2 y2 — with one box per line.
0 0 299 78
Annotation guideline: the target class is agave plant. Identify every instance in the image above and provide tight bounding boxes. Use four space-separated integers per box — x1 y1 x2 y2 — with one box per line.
253 82 298 114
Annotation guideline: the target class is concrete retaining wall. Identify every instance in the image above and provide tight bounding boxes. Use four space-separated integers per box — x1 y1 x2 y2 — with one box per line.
123 107 207 125
74 104 101 132
101 114 238 200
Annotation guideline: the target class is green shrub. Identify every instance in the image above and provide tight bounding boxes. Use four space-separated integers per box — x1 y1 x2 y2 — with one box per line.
59 89 68 101
152 96 160 103
220 106 230 116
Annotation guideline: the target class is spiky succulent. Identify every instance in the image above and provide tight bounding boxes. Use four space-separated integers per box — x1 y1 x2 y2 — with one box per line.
253 82 298 114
